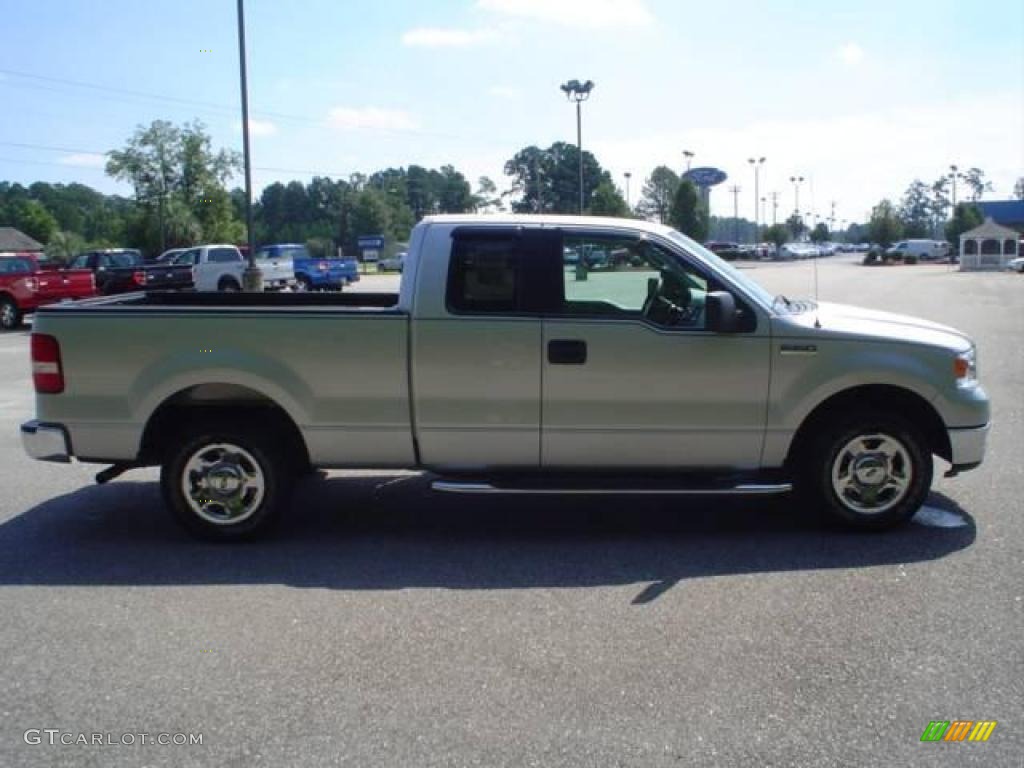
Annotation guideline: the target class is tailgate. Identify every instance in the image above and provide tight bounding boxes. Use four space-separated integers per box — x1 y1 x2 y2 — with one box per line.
35 269 95 301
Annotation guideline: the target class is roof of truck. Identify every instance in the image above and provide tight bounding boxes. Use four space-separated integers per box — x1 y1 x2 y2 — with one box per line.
421 214 671 236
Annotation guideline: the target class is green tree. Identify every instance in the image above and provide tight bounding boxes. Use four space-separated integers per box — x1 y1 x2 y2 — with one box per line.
962 168 992 202
899 180 933 238
945 202 983 243
474 176 502 213
44 230 85 264
348 188 391 253
867 200 903 248
1014 177 1024 200
504 142 610 214
588 180 629 217
809 222 830 243
668 180 707 241
637 166 680 224
785 213 806 240
762 223 789 249
9 199 57 243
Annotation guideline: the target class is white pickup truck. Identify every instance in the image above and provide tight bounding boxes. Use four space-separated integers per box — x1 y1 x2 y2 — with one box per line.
173 244 296 292
21 215 989 539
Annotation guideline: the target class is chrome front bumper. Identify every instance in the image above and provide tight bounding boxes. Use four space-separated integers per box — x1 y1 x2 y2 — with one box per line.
20 420 71 463
948 422 990 470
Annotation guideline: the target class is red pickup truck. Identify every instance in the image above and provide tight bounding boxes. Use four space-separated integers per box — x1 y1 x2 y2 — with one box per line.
0 252 96 330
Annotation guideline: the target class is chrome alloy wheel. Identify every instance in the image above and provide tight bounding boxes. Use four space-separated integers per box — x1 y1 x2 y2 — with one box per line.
830 433 912 515
1 301 16 328
181 442 266 525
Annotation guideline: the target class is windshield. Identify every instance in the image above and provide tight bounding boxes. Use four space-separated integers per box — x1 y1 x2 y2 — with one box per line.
107 251 142 268
664 228 775 308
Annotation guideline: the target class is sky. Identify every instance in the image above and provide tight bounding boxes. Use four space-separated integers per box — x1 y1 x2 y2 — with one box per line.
1 0 1022 224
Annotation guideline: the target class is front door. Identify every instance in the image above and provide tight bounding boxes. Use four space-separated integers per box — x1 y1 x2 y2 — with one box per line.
541 231 771 469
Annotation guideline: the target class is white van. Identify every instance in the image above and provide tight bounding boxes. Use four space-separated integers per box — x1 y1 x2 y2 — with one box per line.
886 240 950 261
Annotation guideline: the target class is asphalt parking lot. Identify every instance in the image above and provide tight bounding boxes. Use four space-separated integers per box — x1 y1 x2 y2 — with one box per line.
1 258 1021 767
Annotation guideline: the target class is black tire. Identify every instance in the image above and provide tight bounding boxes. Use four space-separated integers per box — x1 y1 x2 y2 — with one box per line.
295 276 312 292
160 419 294 541
796 410 932 530
0 297 22 331
218 278 241 292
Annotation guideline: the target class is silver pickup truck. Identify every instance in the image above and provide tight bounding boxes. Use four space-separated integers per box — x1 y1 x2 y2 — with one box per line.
21 215 989 539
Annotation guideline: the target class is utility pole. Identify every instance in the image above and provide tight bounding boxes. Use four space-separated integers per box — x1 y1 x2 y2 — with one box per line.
237 0 262 291
560 79 595 216
729 185 741 243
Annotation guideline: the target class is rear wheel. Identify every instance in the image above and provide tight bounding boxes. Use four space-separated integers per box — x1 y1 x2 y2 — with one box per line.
161 420 294 540
796 411 931 530
0 297 21 330
295 276 312 292
218 277 241 292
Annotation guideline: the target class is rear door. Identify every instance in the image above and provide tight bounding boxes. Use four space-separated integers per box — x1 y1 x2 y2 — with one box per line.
411 228 555 470
541 230 771 469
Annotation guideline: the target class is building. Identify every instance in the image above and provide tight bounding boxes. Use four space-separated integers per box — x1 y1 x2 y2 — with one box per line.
975 200 1024 234
959 217 1019 271
0 227 44 253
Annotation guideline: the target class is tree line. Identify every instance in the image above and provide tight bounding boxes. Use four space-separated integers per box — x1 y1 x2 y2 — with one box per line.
2 117 1017 261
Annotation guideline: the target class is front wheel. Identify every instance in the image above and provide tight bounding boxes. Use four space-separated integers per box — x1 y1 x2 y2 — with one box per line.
161 421 294 540
797 412 932 530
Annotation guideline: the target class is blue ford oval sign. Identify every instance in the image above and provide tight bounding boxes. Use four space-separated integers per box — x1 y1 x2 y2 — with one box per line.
683 167 727 187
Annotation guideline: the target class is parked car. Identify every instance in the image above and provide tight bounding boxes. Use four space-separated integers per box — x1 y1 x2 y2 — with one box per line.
0 252 95 330
153 248 186 264
1006 256 1024 273
69 249 193 294
172 245 247 292
886 240 950 262
378 252 407 272
22 214 988 540
705 241 743 260
258 244 360 290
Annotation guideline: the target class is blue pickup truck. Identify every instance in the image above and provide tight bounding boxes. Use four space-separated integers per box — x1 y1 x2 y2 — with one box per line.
259 244 359 291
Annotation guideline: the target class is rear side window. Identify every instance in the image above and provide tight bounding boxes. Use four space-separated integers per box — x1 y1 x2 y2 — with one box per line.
210 248 241 263
447 236 520 314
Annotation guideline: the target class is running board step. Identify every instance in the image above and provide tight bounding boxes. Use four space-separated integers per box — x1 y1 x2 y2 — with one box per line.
431 480 792 496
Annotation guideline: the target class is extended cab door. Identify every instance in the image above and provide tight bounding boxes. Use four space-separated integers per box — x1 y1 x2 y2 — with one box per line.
541 231 771 469
411 227 555 470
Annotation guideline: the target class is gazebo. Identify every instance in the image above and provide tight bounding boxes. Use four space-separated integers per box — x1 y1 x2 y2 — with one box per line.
959 217 1019 271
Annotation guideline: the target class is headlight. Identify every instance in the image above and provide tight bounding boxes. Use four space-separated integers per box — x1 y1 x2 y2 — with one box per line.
954 346 977 388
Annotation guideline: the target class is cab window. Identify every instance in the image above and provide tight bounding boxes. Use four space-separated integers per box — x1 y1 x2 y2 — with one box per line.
559 234 709 330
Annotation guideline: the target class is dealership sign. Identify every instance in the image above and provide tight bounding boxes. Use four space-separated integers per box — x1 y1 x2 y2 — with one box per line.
682 167 728 187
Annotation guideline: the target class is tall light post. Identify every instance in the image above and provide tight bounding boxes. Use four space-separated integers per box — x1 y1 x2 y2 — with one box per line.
560 79 595 215
624 171 632 209
760 196 767 230
949 164 965 214
729 185 741 243
683 150 695 172
790 175 805 237
770 191 779 225
236 0 262 291
748 156 765 243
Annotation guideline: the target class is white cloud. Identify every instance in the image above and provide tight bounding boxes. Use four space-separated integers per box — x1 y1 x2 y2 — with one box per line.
59 153 105 168
402 27 501 47
327 107 420 132
489 85 522 99
837 42 865 65
477 0 653 29
234 119 277 137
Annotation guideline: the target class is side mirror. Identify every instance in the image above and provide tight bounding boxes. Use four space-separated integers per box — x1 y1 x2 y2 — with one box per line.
706 291 738 333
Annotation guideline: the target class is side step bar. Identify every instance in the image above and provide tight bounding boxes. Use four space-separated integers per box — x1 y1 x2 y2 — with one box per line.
431 480 792 496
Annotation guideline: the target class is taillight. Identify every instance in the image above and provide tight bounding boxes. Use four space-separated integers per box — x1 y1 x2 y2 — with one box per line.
132 270 146 286
31 334 64 394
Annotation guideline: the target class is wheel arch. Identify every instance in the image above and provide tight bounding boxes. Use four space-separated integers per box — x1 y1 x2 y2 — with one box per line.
138 382 311 469
786 384 951 467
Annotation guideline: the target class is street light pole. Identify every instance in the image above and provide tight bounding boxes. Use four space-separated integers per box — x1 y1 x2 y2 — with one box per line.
624 171 632 209
237 0 262 291
790 175 805 236
748 156 765 243
729 185 741 243
683 150 694 172
560 79 594 216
